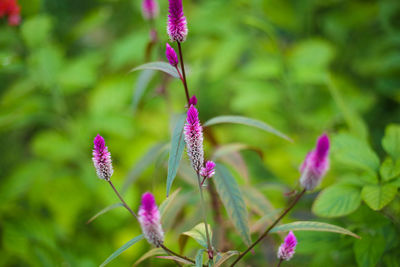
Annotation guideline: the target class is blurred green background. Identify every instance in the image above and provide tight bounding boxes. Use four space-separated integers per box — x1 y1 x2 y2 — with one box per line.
1 0 400 266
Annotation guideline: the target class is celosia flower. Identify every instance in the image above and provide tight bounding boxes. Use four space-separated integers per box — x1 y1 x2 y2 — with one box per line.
141 0 159 20
277 231 297 261
138 192 164 247
299 134 330 190
200 161 216 178
92 134 113 181
189 95 197 106
165 43 179 67
167 0 188 42
0 0 20 26
184 105 204 173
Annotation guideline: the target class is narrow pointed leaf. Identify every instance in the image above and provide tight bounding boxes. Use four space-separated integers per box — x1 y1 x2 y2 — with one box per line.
214 251 240 267
204 116 292 141
132 69 155 113
213 164 251 246
133 248 165 266
195 249 205 267
159 188 181 217
166 114 186 196
181 223 213 249
156 256 193 265
100 235 144 267
270 221 360 238
87 203 124 224
130 61 180 78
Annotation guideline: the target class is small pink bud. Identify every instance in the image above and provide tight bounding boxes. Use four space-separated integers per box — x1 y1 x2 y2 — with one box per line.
141 0 159 20
189 95 197 106
277 231 297 261
200 161 216 178
92 135 113 181
165 43 179 67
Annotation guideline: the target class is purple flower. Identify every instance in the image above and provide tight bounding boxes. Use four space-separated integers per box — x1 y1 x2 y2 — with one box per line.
165 43 179 67
138 192 164 247
167 0 188 42
277 231 297 261
300 134 330 190
189 95 197 106
200 161 216 178
92 135 113 181
141 0 159 20
184 105 204 173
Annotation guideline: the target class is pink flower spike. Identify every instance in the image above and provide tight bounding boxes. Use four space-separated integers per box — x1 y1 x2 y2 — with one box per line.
184 105 204 173
141 0 159 20
189 95 197 106
167 0 188 42
200 161 216 179
300 134 330 190
92 135 114 181
138 192 164 247
165 43 179 67
277 231 297 261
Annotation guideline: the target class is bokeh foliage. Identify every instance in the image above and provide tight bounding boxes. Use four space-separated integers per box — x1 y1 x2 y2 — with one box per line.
1 0 400 266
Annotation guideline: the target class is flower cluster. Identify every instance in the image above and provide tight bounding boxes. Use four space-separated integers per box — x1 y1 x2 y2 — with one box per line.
200 161 216 179
300 134 330 191
138 192 164 247
277 231 297 261
141 0 159 20
184 105 204 173
167 0 188 42
165 43 179 67
0 0 20 26
92 135 114 181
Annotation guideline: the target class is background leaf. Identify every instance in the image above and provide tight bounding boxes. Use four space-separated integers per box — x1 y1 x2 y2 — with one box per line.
195 249 205 267
86 203 124 224
382 124 400 160
132 69 155 113
130 62 180 79
361 184 398 211
181 223 212 249
100 235 144 267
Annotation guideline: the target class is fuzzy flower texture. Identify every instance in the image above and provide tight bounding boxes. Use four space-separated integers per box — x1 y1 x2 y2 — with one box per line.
0 0 21 26
92 135 113 181
200 161 216 179
184 105 204 173
138 192 164 247
141 0 159 20
278 231 297 261
167 0 188 42
300 134 330 191
165 43 178 67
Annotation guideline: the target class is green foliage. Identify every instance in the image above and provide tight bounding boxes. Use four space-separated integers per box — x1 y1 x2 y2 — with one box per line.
361 184 398 211
180 223 212 249
100 235 144 267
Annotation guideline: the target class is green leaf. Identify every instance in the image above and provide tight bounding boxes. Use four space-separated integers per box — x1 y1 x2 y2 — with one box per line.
86 203 124 224
132 69 155 113
204 116 292 142
214 251 240 267
100 235 144 267
241 186 274 216
130 61 179 78
195 249 205 267
354 234 385 267
159 188 181 218
333 133 380 172
382 124 400 160
133 248 165 266
380 157 400 182
213 164 252 246
122 143 166 194
156 256 193 265
312 185 362 217
166 114 186 196
361 184 398 211
181 223 212 249
270 221 360 238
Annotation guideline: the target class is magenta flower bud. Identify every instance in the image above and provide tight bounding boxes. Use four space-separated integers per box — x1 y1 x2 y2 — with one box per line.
141 0 159 20
278 231 297 261
189 95 197 106
184 105 204 173
138 192 164 247
92 135 113 181
167 0 188 42
300 134 330 191
165 43 179 67
200 161 216 178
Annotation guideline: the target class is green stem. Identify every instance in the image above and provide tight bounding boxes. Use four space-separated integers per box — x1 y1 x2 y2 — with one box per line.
107 180 137 219
230 189 306 266
160 244 196 265
277 258 283 267
197 173 213 259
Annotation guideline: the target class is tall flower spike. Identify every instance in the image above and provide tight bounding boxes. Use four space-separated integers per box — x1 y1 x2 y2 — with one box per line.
189 95 197 106
184 105 204 173
138 192 164 247
141 0 159 20
165 43 179 67
92 135 113 181
167 0 188 42
277 231 297 261
300 134 330 191
200 161 216 179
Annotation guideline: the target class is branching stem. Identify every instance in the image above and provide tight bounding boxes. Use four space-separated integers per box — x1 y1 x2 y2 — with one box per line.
107 180 137 219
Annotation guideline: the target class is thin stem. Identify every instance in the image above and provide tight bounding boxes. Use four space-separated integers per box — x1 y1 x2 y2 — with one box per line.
230 189 306 266
197 173 213 259
160 246 182 267
175 66 184 83
208 181 229 251
107 180 137 219
276 258 283 267
160 244 195 265
177 41 190 104
200 176 207 186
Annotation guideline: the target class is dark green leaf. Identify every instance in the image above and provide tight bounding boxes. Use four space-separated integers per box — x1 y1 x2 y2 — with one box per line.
86 203 124 224
213 164 251 246
130 61 179 78
361 184 397 211
354 234 385 267
380 157 400 182
204 116 292 141
100 235 144 267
